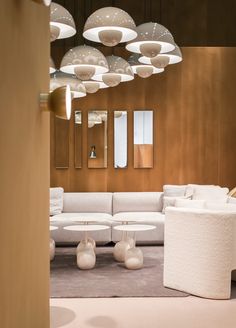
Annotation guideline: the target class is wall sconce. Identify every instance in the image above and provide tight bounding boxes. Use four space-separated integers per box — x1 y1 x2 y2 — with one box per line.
89 145 97 159
40 85 72 120
31 0 52 6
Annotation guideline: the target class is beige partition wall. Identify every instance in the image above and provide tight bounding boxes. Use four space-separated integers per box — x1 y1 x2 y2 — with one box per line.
51 48 236 192
0 1 50 328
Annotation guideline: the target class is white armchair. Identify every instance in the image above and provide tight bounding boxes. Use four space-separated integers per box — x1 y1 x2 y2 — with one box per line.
164 207 236 299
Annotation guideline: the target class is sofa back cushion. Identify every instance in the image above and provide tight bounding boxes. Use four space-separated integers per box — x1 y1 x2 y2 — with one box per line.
50 187 64 215
63 192 113 214
113 192 163 214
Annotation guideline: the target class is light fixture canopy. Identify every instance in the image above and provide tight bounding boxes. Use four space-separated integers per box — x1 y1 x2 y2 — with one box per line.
50 57 56 74
139 44 183 67
83 7 137 46
32 0 51 6
50 71 86 98
40 85 72 120
128 53 164 78
126 22 175 57
92 55 134 87
60 45 109 81
50 2 76 41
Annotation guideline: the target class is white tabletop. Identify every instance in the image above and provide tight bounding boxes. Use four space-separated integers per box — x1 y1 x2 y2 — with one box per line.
113 224 156 232
50 216 107 223
63 225 110 232
112 218 137 223
50 225 58 231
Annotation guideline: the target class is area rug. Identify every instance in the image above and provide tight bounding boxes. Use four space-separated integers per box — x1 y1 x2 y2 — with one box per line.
50 246 189 298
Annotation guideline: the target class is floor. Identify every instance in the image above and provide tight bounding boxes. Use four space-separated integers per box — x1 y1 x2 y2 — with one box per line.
50 284 236 328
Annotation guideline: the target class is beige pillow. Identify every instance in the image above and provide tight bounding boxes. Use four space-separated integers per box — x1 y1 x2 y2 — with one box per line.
162 196 187 214
163 185 187 197
175 199 205 209
205 202 236 211
50 187 64 215
192 187 229 203
185 184 216 198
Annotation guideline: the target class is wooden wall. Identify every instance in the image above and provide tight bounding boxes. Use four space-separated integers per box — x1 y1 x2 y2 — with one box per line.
0 1 50 327
50 47 236 192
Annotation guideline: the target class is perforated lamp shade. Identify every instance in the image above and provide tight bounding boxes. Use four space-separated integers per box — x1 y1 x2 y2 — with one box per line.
83 7 137 46
50 57 56 74
128 53 164 78
60 45 109 81
126 22 175 57
50 2 76 41
92 55 134 87
50 72 86 98
139 44 183 68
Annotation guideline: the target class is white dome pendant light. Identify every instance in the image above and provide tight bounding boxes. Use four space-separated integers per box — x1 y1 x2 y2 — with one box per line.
50 2 76 41
126 22 175 58
83 7 137 46
128 53 164 78
60 45 109 81
92 55 134 87
139 44 183 68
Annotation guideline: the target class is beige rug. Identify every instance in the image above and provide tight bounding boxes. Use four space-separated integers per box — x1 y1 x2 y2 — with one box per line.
50 246 189 298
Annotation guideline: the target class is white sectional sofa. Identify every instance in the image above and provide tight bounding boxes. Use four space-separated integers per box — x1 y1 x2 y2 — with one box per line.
50 191 164 245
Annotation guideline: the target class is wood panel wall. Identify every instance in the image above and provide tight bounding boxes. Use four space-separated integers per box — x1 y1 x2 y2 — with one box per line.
0 1 50 327
50 47 236 192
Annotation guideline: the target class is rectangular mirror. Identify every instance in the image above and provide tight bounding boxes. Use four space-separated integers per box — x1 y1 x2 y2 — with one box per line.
55 117 69 169
114 111 127 168
88 110 108 168
133 110 153 168
74 111 82 168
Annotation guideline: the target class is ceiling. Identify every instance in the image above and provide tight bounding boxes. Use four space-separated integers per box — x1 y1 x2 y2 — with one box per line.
51 0 236 65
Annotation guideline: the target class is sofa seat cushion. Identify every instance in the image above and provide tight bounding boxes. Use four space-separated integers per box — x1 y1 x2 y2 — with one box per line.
111 212 165 244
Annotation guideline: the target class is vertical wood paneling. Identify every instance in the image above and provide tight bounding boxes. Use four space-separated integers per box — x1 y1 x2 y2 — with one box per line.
0 1 50 327
50 48 236 192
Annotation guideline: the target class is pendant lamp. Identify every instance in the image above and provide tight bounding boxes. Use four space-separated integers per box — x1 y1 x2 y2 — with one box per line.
139 45 183 68
128 53 164 78
83 7 137 46
50 2 76 41
82 80 108 94
60 45 109 81
50 72 86 98
92 55 134 87
126 22 175 57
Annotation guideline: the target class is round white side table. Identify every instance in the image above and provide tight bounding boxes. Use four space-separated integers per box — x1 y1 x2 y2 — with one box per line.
113 224 156 269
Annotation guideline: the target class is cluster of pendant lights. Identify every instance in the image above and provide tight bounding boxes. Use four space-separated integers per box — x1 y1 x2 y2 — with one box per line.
49 2 183 118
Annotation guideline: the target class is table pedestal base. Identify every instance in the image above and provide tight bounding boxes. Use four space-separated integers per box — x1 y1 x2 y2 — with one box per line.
125 247 143 270
50 238 55 261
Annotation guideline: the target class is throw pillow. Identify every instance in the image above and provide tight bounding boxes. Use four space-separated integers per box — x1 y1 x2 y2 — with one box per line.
192 186 229 203
50 187 64 216
163 185 187 197
175 199 206 209
162 196 187 214
185 184 216 198
205 202 236 211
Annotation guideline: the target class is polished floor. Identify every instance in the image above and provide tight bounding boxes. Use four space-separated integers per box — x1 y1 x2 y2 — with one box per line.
50 284 236 328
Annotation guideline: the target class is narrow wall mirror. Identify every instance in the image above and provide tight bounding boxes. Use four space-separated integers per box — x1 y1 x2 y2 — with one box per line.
74 111 82 168
133 110 153 168
55 117 69 168
114 111 127 168
88 110 108 168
